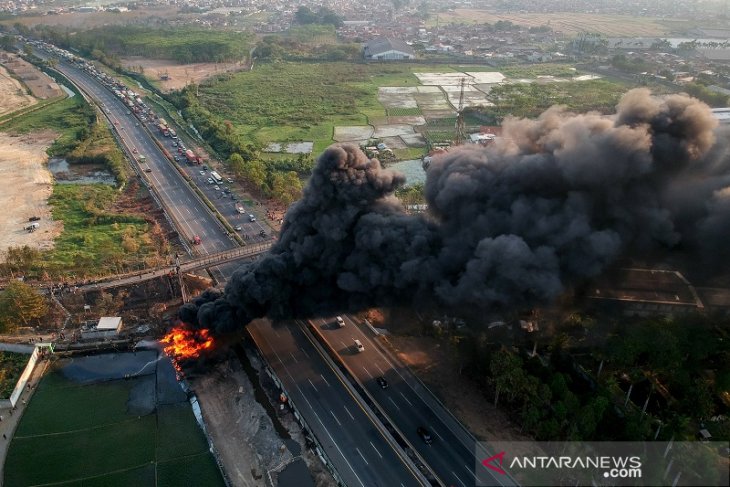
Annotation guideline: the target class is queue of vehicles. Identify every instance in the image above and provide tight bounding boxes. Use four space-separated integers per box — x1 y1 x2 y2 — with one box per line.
31 39 271 245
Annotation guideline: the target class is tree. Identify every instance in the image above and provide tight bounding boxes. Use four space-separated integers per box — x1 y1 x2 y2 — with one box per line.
1 246 42 278
0 281 48 332
228 153 245 175
490 349 524 407
270 171 302 205
241 158 268 192
0 34 15 51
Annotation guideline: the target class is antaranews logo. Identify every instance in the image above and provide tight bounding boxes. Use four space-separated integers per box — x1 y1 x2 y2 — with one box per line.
480 451 642 482
477 441 729 487
481 451 507 475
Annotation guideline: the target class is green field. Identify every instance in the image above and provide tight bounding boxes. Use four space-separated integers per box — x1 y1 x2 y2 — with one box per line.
44 184 167 277
5 366 223 487
197 62 456 150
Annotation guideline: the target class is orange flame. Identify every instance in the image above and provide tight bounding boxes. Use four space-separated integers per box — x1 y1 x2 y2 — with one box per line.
160 326 214 368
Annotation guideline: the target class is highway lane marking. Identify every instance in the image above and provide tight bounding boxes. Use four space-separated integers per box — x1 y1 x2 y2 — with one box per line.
290 352 298 363
300 347 310 358
329 410 341 426
399 391 414 407
466 465 478 480
362 365 373 379
451 471 467 487
375 363 386 376
355 447 369 466
308 378 318 393
432 428 445 441
320 374 331 387
343 405 355 420
370 441 383 459
387 397 400 411
251 326 366 487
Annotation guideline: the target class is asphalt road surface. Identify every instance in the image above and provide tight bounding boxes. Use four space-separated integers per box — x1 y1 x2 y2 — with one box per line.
311 315 516 487
249 319 423 487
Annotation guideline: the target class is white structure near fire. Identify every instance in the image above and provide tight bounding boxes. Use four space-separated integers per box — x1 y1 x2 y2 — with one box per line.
80 317 123 340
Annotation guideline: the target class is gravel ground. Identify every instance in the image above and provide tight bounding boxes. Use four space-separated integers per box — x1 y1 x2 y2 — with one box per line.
190 348 334 487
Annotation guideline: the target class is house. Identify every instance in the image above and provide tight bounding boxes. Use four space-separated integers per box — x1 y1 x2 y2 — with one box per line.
364 38 415 61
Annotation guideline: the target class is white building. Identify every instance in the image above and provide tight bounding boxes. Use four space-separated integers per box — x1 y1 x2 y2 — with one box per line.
81 317 123 340
363 38 415 61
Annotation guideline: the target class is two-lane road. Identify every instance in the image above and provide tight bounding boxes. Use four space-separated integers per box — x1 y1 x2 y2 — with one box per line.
36 50 235 257
311 316 515 487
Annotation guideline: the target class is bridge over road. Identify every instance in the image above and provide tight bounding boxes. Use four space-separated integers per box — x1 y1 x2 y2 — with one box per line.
76 242 273 292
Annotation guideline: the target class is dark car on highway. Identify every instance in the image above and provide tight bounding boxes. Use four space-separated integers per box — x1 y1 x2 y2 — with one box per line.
376 376 389 389
417 426 433 445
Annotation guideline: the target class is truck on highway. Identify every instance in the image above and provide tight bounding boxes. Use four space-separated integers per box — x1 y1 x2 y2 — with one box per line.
235 203 245 214
210 171 223 183
191 235 201 245
185 149 197 164
168 128 177 139
158 123 169 136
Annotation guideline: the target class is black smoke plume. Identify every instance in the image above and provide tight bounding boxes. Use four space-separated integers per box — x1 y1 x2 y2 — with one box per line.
181 89 729 333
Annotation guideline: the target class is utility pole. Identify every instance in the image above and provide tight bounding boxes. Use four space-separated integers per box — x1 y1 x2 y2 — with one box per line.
454 77 466 146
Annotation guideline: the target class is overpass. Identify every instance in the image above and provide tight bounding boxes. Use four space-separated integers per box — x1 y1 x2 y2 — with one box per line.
76 242 273 292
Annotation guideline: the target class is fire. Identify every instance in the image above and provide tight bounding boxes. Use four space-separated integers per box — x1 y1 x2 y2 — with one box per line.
160 326 214 369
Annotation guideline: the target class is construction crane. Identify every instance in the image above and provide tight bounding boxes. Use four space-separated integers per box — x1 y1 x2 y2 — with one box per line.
454 77 467 146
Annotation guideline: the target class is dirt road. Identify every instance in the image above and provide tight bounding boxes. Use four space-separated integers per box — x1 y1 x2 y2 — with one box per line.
0 131 63 257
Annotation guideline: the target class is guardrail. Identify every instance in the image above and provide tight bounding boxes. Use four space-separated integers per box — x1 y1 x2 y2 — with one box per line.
303 319 441 487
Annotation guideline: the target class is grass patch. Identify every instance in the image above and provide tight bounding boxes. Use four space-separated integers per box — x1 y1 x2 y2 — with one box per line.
387 107 423 116
45 184 164 277
393 147 426 160
198 62 461 150
486 79 628 120
499 63 580 78
0 352 29 398
0 95 94 156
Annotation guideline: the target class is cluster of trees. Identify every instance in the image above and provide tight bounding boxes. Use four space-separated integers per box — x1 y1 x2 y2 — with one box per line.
395 183 425 206
294 6 343 27
255 31 361 62
448 312 729 441
169 86 304 204
0 281 47 333
611 53 653 74
26 25 253 64
227 153 303 205
683 82 730 107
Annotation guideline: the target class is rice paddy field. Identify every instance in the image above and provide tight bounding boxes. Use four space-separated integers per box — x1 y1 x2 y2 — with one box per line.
4 351 224 487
